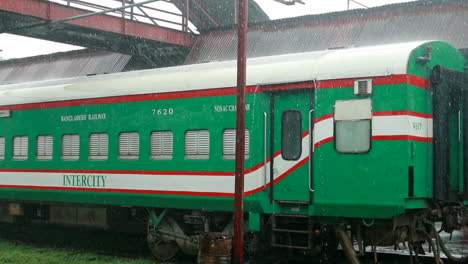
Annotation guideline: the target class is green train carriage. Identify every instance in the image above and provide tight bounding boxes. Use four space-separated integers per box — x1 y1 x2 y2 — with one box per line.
0 41 466 260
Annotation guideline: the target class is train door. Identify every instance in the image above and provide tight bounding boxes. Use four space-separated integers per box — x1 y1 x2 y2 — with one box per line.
270 90 313 203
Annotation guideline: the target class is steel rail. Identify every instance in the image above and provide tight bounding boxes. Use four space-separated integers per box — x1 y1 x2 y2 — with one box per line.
3 0 161 33
50 0 160 24
61 0 158 25
56 0 189 29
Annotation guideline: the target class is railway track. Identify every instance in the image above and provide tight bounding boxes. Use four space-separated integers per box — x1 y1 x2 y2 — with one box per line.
0 222 465 264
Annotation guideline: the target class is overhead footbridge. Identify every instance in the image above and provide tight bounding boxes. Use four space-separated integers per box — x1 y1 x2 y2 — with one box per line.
0 0 268 66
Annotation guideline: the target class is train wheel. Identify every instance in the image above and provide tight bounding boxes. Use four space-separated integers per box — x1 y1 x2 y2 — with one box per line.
147 217 180 261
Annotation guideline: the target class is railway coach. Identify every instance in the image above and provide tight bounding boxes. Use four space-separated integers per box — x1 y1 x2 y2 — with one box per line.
0 41 466 262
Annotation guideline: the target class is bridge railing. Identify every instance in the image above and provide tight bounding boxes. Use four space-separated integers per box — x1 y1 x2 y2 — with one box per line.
48 0 196 33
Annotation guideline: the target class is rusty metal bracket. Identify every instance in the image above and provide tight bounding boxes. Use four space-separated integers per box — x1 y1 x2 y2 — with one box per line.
148 208 167 230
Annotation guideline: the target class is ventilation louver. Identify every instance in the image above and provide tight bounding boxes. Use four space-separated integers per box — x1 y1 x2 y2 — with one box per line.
354 79 373 96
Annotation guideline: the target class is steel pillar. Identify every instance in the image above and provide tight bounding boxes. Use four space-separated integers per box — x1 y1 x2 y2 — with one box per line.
232 0 248 263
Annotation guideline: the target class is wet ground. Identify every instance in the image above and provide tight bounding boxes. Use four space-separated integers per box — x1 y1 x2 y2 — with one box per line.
377 225 468 260
441 226 468 257
0 222 466 263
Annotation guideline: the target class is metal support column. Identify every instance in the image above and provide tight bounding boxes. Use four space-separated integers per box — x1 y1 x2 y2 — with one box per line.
232 0 248 263
182 0 189 32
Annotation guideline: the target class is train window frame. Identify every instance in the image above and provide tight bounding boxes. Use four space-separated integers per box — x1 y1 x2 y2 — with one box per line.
222 129 250 160
89 133 109 161
334 99 372 154
119 132 140 160
0 137 4 161
13 136 29 161
281 110 302 160
185 130 210 160
151 131 174 160
62 134 80 161
37 135 53 161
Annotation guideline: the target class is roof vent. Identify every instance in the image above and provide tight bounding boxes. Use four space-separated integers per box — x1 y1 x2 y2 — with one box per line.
354 79 372 96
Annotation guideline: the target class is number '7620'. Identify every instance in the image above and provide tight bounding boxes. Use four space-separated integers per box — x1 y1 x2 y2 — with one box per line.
152 108 174 115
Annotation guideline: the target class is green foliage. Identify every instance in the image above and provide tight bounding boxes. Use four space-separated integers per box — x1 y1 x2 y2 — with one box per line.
0 239 156 264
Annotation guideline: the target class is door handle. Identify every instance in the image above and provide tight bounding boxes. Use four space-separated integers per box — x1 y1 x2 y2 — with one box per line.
264 112 268 189
309 109 315 193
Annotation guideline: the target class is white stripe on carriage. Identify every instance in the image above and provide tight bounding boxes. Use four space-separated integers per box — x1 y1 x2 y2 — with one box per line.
313 114 433 145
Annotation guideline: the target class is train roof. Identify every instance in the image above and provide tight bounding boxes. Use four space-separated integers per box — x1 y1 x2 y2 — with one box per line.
0 41 431 107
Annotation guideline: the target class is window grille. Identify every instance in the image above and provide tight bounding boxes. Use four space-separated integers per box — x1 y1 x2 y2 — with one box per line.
119 132 139 160
151 131 173 160
223 129 250 160
185 130 210 160
89 133 109 160
354 79 373 96
37 135 53 160
62 134 80 160
0 137 5 160
13 136 28 160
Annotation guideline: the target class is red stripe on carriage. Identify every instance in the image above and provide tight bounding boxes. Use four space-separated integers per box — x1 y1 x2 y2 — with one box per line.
312 135 433 150
314 137 334 149
0 156 311 197
307 74 430 89
0 74 429 111
372 135 433 142
314 110 433 124
314 113 334 123
373 111 433 118
244 156 310 196
0 184 235 197
0 168 235 176
407 75 431 89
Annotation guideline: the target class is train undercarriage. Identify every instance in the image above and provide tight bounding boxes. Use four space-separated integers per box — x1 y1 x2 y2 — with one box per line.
0 201 466 263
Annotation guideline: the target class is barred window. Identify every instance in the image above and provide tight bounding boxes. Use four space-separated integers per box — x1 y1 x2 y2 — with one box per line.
223 129 250 160
62 134 80 160
89 133 109 160
119 132 139 160
37 135 53 160
151 131 173 160
13 136 28 160
0 137 4 160
185 130 210 160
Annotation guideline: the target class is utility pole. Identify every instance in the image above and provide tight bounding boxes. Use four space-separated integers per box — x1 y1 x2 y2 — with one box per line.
232 0 248 263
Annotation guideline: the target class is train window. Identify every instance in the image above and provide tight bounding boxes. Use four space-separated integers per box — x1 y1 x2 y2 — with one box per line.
119 132 139 160
151 131 173 160
13 136 29 160
223 129 250 160
62 134 80 160
334 99 372 154
282 110 302 160
37 135 53 160
0 137 4 160
89 133 109 160
185 130 210 160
